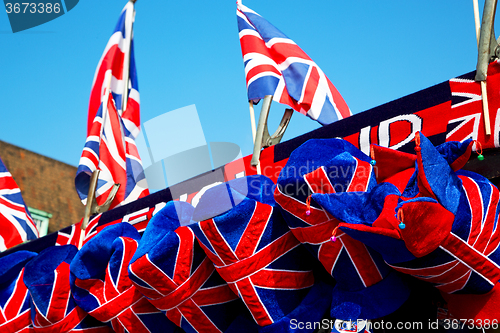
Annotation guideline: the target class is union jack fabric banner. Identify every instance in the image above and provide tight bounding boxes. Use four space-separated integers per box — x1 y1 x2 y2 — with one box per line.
189 176 318 327
23 245 112 333
274 138 410 320
76 2 148 210
237 2 351 125
0 157 38 251
71 223 175 333
129 201 245 333
0 251 37 333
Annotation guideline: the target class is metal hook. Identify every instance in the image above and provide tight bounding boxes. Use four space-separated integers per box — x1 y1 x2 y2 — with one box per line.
250 95 293 167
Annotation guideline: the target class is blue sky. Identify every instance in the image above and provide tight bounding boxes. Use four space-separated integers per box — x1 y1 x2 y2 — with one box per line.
0 0 493 169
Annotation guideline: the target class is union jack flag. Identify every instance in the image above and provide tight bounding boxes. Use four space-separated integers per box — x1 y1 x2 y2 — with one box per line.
190 195 315 326
23 245 112 332
87 1 140 138
71 224 172 333
237 2 351 125
129 226 244 333
0 251 36 333
76 2 148 210
275 157 385 290
0 158 38 251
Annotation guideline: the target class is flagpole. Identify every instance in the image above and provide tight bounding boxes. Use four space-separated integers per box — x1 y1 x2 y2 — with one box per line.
78 72 113 249
473 0 481 46
474 0 493 136
249 101 257 144
121 1 136 115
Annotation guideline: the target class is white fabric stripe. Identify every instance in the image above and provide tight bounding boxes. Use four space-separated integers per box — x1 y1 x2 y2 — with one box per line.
0 235 6 252
237 3 260 16
239 29 262 40
265 37 296 48
78 157 98 173
242 53 279 68
128 88 140 104
0 188 21 195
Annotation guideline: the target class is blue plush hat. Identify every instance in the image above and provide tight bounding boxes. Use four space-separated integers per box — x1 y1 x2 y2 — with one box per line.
0 251 37 332
274 138 410 320
189 175 332 331
129 201 249 333
70 223 177 333
313 133 500 320
23 245 111 332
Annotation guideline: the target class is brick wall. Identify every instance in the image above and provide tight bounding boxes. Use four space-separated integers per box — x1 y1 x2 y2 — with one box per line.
0 141 85 233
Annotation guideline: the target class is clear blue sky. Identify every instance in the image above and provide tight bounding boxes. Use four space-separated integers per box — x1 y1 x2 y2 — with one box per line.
0 0 494 169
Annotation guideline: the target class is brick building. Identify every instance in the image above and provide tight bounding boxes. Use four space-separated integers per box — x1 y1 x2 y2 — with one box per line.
0 140 85 235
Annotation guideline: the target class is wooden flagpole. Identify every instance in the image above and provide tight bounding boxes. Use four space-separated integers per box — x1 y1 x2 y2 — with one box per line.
78 72 113 249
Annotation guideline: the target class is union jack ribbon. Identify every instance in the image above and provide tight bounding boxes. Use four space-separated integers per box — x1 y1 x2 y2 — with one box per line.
237 2 351 125
0 158 38 251
275 161 384 288
389 174 500 293
0 268 32 333
129 226 239 333
193 202 314 326
73 236 162 333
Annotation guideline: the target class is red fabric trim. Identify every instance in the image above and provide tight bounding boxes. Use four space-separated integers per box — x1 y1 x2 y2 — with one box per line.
215 232 300 283
303 167 335 194
236 278 273 326
235 203 272 259
340 236 383 287
441 233 500 286
33 306 87 333
0 310 31 333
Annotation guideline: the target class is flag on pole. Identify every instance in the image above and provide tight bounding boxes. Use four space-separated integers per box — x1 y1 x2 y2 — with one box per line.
0 158 38 251
75 2 149 210
87 1 141 138
237 1 352 125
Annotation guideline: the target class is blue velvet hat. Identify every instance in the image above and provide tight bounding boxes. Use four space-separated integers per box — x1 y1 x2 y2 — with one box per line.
274 138 410 320
23 245 111 332
189 175 333 332
0 250 37 333
70 223 177 333
129 201 250 333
